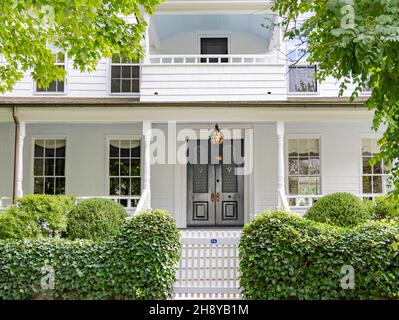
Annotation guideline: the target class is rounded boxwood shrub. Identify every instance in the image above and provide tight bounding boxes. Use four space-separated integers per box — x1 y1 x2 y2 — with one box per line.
0 209 181 300
66 198 126 240
0 194 74 240
304 192 369 227
239 210 399 300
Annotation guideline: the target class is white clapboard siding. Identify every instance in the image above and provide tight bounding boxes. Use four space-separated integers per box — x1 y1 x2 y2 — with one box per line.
173 230 242 300
140 63 287 102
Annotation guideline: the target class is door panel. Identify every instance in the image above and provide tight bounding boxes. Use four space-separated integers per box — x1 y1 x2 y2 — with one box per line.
187 139 244 227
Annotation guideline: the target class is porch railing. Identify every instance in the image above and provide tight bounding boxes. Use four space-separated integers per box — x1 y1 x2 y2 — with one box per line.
287 193 384 213
148 54 280 65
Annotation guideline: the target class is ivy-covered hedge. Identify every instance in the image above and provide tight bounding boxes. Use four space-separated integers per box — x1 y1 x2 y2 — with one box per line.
239 211 399 300
0 209 181 300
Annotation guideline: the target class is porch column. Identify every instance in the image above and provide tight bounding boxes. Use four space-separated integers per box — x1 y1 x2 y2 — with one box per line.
277 121 289 209
14 121 26 199
142 120 152 208
141 10 150 63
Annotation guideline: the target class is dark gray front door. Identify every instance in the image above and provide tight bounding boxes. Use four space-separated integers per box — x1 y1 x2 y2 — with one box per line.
187 139 244 227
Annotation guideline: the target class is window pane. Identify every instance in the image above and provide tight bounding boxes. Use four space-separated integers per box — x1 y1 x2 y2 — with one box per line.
34 158 44 176
298 140 308 157
132 66 140 78
112 55 121 63
131 178 141 195
362 157 372 174
110 140 119 157
298 158 309 175
308 177 320 194
55 140 66 157
120 178 130 195
34 178 44 194
308 158 320 175
288 158 299 175
371 139 380 154
47 81 57 92
132 80 140 93
55 178 65 194
362 139 372 156
109 159 119 176
34 140 45 157
373 160 382 174
110 178 120 195
122 66 131 78
112 66 121 78
363 176 372 193
111 79 121 93
130 143 140 157
289 66 317 93
373 176 382 193
288 176 298 195
44 178 55 194
298 176 310 194
131 159 140 176
120 141 130 157
45 158 55 176
55 159 65 176
122 80 131 92
56 52 65 63
57 80 65 93
308 139 319 157
120 159 130 176
45 140 55 157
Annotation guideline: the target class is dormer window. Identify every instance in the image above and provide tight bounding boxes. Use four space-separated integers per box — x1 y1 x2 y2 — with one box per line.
35 52 66 94
110 55 140 94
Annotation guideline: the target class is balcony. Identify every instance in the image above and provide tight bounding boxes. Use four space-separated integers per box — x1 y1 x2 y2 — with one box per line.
140 12 285 102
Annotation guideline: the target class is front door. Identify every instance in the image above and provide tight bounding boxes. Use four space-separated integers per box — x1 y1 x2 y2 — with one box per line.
187 139 244 227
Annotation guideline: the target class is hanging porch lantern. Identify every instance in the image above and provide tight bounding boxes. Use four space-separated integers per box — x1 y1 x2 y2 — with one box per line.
209 123 224 145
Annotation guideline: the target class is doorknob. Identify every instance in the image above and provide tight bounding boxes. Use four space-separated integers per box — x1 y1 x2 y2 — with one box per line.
216 192 220 202
211 192 215 202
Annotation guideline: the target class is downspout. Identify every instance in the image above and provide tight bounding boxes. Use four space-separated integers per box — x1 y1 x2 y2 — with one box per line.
12 105 19 202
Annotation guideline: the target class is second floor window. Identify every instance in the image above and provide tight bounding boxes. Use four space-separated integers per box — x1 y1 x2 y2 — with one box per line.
288 138 321 197
34 139 66 195
110 55 140 94
362 138 390 195
288 65 318 93
36 52 66 94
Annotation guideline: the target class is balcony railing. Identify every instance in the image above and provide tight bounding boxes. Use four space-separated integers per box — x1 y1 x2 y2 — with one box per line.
147 54 280 65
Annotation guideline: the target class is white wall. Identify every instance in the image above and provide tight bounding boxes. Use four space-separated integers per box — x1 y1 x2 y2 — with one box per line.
0 123 14 200
150 31 269 55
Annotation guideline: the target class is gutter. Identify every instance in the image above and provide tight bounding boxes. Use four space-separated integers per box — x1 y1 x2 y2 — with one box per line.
12 105 19 202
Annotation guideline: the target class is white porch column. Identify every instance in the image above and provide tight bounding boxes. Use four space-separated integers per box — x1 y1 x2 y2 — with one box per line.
141 9 150 63
15 122 26 199
277 121 289 209
142 120 152 208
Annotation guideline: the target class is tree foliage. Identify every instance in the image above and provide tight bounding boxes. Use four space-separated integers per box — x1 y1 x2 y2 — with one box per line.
0 0 163 92
273 0 399 193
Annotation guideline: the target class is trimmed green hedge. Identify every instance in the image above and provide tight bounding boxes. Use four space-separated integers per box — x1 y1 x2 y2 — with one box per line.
367 195 399 221
0 195 74 240
0 209 181 300
66 198 126 240
304 192 369 227
239 211 399 300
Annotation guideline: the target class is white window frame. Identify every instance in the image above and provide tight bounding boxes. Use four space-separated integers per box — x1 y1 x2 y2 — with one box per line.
30 136 68 195
105 135 143 202
285 134 323 197
34 52 67 96
360 136 390 196
108 57 141 97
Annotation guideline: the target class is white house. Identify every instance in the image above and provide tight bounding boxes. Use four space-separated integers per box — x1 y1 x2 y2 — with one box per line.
0 0 386 229
0 0 388 298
